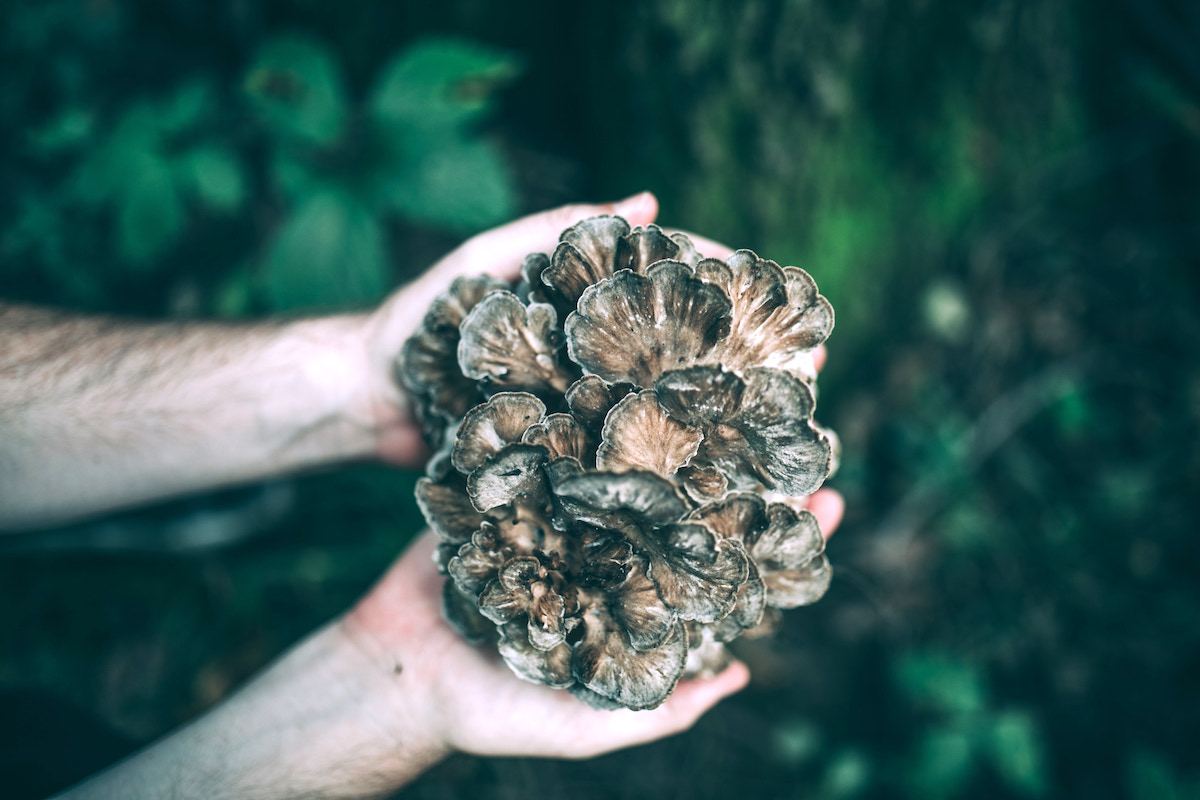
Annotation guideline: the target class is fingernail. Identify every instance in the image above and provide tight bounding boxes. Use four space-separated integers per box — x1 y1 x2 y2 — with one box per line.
614 191 653 214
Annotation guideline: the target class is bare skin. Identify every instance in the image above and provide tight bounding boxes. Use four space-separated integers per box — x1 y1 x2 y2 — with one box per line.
0 193 844 799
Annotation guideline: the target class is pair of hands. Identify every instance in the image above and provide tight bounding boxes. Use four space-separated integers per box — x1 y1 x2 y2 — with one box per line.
341 192 845 760
53 193 842 800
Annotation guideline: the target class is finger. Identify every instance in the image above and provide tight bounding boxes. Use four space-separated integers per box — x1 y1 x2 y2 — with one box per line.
602 661 751 749
805 488 845 539
813 344 827 373
428 192 658 289
665 229 735 261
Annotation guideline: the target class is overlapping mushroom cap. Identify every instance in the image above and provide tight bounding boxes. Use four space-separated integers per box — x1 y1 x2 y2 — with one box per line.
400 215 837 710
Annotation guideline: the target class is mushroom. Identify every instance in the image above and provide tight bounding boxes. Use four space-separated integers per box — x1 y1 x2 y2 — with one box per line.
694 250 833 381
686 492 832 609
400 213 840 710
457 291 576 395
655 366 834 496
552 470 751 623
565 261 732 388
399 274 506 436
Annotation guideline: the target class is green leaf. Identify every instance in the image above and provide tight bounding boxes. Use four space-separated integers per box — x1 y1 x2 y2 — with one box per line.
73 103 160 205
157 80 215 136
895 653 987 716
905 729 975 800
244 34 346 146
381 138 515 232
986 711 1047 797
270 151 321 202
265 190 388 311
117 153 185 266
370 36 523 134
175 146 246 212
27 107 95 154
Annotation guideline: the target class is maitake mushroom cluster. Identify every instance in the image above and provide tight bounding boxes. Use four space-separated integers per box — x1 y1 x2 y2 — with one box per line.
400 215 838 710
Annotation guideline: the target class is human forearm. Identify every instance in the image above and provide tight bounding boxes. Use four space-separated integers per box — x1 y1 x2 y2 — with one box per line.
0 303 385 530
54 620 448 800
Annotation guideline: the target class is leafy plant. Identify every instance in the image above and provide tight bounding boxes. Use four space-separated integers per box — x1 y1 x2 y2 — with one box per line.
6 31 523 315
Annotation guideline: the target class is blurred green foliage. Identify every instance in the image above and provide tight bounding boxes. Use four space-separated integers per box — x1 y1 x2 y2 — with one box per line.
4 17 521 314
2 1 1199 799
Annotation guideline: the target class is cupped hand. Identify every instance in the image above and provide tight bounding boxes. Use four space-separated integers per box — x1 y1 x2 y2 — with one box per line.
342 486 842 760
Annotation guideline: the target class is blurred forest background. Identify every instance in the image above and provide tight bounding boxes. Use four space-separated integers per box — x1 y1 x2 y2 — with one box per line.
1 0 1198 798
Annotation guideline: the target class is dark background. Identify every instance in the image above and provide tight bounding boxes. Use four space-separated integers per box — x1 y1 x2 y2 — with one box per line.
2 0 1199 797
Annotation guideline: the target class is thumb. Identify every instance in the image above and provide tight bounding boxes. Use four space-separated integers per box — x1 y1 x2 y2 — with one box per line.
422 192 659 291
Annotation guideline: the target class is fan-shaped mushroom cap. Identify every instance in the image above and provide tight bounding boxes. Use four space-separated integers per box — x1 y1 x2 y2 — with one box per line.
458 291 574 394
551 470 691 531
565 261 732 388
551 471 749 623
497 621 575 689
646 522 750 623
694 251 833 380
521 413 593 463
688 492 831 609
478 557 572 650
706 558 767 641
677 462 729 503
571 604 688 710
399 274 506 428
656 366 833 496
610 558 679 651
451 392 546 474
542 216 631 308
466 443 551 512
415 475 483 545
516 252 552 305
615 223 681 274
669 232 701 268
447 521 519 595
564 375 637 433
595 391 702 476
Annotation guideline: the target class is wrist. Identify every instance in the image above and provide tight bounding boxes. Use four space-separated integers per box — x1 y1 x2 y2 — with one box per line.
59 620 449 800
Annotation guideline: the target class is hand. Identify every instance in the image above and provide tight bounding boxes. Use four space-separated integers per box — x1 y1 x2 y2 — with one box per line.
358 192 662 468
342 484 844 760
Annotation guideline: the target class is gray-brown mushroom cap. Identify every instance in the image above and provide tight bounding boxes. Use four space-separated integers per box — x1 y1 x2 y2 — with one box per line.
551 469 691 531
477 556 573 651
551 470 750 623
571 604 688 710
687 492 832 609
694 250 833 380
656 366 833 496
497 621 575 689
451 392 546 475
466 443 551 512
399 274 506 430
565 261 732 388
595 390 702 477
457 291 575 395
542 215 631 308
415 475 484 546
521 413 593 463
564 375 636 433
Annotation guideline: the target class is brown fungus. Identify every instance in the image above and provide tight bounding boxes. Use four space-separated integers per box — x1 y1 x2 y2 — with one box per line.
655 366 834 497
402 213 840 710
565 261 732 388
